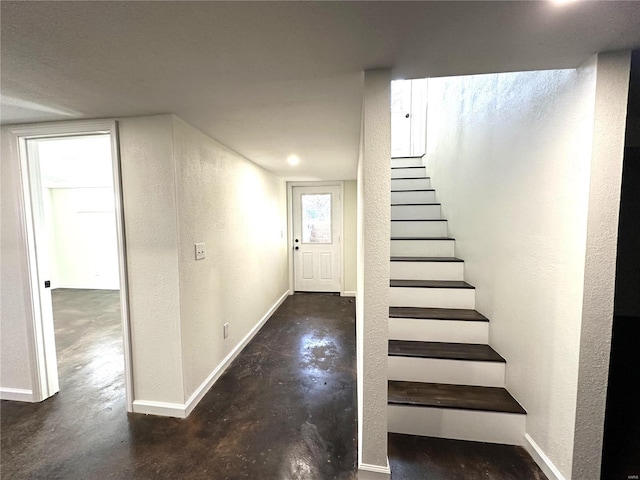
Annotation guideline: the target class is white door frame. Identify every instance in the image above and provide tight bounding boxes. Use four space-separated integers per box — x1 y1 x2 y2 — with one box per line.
287 181 344 295
9 120 134 411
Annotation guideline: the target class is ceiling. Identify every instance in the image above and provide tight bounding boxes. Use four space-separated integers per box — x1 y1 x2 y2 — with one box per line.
2 1 640 180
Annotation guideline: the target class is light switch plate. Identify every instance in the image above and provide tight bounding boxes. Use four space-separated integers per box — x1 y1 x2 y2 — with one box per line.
195 242 206 260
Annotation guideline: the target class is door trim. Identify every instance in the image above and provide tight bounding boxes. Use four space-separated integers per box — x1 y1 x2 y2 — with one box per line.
287 181 345 295
10 120 134 411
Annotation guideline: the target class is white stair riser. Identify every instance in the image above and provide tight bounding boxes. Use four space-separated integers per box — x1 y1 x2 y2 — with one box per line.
391 240 455 257
388 357 505 387
391 221 448 238
391 178 431 190
388 405 525 446
391 190 436 204
391 205 441 220
391 167 426 179
390 261 463 281
391 157 423 168
389 318 489 344
390 287 475 309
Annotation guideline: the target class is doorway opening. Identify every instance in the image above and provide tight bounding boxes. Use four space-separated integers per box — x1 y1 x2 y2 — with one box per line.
391 78 428 158
13 121 132 411
288 182 344 293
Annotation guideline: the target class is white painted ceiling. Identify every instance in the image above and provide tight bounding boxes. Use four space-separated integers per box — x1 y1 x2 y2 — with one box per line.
2 1 640 180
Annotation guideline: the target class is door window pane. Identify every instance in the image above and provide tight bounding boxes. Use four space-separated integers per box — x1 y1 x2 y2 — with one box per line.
301 193 332 243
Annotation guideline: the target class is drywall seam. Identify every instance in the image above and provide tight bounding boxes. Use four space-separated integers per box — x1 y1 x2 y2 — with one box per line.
183 289 289 416
524 434 566 480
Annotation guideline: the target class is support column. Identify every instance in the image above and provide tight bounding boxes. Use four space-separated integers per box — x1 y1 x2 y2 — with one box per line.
357 69 391 478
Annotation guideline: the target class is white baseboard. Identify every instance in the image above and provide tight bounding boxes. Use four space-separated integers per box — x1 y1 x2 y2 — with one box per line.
358 458 391 479
132 400 186 418
523 434 566 480
53 285 119 291
184 289 289 417
341 290 356 297
131 290 289 419
0 387 34 402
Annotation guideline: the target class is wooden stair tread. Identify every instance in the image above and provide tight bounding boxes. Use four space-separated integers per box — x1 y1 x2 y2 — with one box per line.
388 381 526 414
389 340 504 362
391 237 454 241
392 176 431 180
392 203 440 206
390 256 463 262
390 279 474 289
391 189 435 192
389 307 488 322
391 219 447 222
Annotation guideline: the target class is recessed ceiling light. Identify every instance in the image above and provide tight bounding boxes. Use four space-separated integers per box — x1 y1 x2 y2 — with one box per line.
287 155 300 166
550 0 579 5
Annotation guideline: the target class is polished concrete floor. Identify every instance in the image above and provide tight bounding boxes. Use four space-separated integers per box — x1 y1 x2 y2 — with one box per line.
1 289 545 479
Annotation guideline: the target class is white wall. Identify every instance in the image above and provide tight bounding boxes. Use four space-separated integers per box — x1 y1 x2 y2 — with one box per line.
0 127 35 397
118 115 185 406
171 116 289 400
357 69 391 476
572 51 631 480
45 188 120 290
1 114 291 414
425 63 598 478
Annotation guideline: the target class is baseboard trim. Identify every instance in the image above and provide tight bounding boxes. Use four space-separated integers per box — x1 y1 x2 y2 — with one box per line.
523 434 566 480
132 400 186 418
183 289 290 417
341 290 356 297
0 387 34 402
130 290 289 419
358 458 391 479
53 285 119 291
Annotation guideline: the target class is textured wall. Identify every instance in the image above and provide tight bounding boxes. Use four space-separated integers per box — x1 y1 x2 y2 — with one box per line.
119 115 185 405
425 62 598 478
572 51 631 480
171 116 289 399
357 69 391 471
0 127 34 393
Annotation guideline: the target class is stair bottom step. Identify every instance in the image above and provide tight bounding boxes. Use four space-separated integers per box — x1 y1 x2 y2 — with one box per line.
388 404 525 446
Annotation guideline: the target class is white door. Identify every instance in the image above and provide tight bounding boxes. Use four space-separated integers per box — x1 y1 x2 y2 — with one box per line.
292 185 342 292
391 79 428 157
391 80 413 158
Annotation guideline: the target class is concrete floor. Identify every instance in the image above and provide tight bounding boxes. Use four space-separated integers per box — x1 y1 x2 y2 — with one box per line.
1 289 545 479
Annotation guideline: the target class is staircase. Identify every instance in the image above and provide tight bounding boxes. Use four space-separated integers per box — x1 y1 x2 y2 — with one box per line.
387 156 526 446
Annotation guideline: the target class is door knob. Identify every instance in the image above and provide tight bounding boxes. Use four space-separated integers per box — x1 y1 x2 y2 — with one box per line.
295 246 299 250
405 113 410 118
